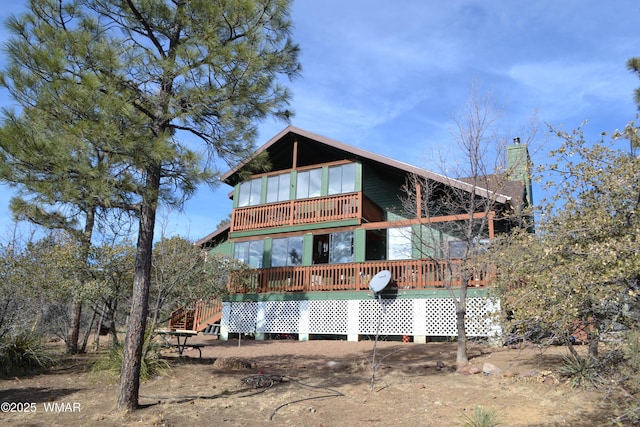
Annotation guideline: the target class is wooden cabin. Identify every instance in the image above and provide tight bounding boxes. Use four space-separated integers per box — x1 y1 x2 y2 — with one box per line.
170 126 532 342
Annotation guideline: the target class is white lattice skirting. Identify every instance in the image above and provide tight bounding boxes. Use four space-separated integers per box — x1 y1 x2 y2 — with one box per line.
220 297 501 340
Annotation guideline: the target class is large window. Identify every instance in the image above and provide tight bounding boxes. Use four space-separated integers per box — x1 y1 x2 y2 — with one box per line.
238 163 357 207
238 178 262 207
266 173 291 203
271 236 303 267
328 163 356 195
296 168 322 199
233 240 264 268
388 227 412 260
313 231 354 264
330 231 354 263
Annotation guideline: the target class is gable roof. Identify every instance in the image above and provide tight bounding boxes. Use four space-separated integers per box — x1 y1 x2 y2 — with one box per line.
221 125 512 205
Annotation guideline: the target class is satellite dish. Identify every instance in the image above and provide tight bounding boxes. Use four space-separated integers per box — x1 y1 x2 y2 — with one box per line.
369 270 392 294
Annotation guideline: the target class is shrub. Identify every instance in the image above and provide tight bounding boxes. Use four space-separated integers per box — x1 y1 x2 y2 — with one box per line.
558 354 604 388
0 333 57 377
460 405 501 427
91 343 170 381
613 330 640 425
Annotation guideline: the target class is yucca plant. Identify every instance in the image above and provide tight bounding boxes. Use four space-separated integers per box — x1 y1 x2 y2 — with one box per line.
558 354 603 388
460 405 501 427
92 340 170 381
0 333 57 377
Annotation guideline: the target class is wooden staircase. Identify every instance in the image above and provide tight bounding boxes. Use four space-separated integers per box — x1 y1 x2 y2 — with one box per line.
168 298 222 333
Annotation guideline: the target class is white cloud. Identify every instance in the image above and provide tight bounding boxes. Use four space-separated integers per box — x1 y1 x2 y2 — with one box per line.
2 0 640 237
507 61 637 123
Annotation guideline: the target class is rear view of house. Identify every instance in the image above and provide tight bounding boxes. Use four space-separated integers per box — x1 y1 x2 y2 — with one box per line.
179 126 532 342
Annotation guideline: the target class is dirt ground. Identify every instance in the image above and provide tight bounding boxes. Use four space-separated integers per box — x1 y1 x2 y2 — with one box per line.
0 334 616 427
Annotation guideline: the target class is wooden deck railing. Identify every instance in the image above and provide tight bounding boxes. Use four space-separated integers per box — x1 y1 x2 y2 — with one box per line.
167 305 193 330
231 192 383 232
167 261 492 330
168 298 222 332
193 299 222 331
228 259 493 294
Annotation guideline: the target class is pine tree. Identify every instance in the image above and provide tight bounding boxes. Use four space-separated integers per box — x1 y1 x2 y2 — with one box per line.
0 0 300 410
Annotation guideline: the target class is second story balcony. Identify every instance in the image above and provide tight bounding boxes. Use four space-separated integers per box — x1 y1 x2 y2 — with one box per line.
230 192 384 233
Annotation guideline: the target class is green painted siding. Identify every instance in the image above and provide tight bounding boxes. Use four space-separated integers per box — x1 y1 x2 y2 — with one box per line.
260 175 268 204
354 228 365 262
411 222 489 259
413 223 447 259
320 165 329 195
289 170 297 200
354 162 363 192
263 237 273 268
208 241 232 257
362 163 410 221
302 233 314 266
232 185 240 209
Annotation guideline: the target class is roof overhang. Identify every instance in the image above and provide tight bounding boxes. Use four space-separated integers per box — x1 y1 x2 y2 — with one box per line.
220 125 511 204
196 223 230 247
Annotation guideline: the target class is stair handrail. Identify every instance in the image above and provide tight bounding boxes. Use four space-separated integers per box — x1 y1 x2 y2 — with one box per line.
194 298 222 331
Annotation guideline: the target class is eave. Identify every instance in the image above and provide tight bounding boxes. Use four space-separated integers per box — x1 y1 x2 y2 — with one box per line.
220 125 511 205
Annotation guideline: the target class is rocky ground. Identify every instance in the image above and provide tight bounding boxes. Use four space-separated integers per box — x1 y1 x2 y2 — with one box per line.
0 336 615 426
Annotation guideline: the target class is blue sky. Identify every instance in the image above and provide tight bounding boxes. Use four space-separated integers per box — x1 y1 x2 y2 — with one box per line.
0 1 639 242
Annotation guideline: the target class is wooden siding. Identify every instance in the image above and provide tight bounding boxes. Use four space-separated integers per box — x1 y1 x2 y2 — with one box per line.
230 192 383 233
228 259 492 293
362 162 408 220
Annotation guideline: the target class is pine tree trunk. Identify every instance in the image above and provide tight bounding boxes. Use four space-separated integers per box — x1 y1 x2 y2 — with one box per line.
117 164 161 411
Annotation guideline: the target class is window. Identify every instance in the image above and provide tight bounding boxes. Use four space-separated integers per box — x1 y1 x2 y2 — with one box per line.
365 229 386 261
448 241 466 259
312 234 329 264
296 168 322 199
266 173 291 203
448 238 489 258
312 231 354 264
233 240 264 268
388 227 412 260
271 236 303 267
328 163 356 195
329 231 354 264
238 178 261 207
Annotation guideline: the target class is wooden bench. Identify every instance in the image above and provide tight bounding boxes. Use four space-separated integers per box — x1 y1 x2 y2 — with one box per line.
187 344 205 358
156 342 205 358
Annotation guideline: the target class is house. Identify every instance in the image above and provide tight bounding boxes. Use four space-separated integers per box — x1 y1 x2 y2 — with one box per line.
170 126 532 342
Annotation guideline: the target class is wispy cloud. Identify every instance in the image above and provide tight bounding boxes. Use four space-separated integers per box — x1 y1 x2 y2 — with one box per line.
507 61 636 126
0 0 639 237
